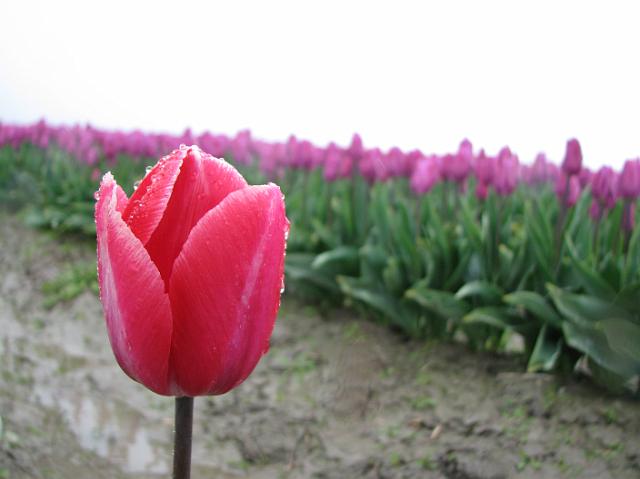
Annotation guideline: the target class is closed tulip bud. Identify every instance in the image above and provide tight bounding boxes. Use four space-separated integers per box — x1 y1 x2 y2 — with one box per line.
555 173 581 207
493 147 519 196
578 168 592 188
348 133 364 163
442 139 472 183
323 142 347 181
474 150 495 184
562 138 583 176
95 145 289 397
619 159 640 199
410 155 440 195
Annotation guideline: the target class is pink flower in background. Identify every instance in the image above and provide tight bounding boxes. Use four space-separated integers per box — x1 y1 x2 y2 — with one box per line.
578 167 592 188
619 159 640 199
589 200 602 221
493 147 519 196
410 155 440 195
474 149 495 185
591 166 618 209
561 138 583 176
555 173 581 207
324 143 351 181
442 139 472 183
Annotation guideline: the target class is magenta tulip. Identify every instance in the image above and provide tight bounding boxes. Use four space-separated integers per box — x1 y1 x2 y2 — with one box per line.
619 159 640 199
561 138 583 176
410 155 440 195
95 145 289 397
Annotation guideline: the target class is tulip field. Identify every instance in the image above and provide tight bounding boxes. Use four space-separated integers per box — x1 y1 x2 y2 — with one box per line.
0 121 640 478
1 120 639 396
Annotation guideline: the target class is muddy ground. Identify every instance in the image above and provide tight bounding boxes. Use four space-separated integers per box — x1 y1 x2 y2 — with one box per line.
0 214 639 479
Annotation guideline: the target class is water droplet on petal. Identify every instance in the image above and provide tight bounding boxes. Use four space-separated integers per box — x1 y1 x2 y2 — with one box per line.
133 180 141 191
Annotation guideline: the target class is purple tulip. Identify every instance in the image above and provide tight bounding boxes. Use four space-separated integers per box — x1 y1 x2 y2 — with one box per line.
410 155 440 195
324 143 353 181
619 159 640 199
493 147 519 196
555 173 581 207
562 138 583 176
474 149 495 184
591 166 618 210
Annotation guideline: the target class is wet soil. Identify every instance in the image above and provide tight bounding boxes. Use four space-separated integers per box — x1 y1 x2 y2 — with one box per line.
1 214 639 479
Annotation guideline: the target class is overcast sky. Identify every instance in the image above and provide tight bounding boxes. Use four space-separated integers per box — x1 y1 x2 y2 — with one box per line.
1 1 639 168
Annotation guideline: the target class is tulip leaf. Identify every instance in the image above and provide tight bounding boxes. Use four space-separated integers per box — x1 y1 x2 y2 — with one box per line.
562 321 640 379
565 237 616 300
406 283 469 321
503 291 562 328
455 281 503 303
527 325 563 372
462 306 528 333
546 283 632 328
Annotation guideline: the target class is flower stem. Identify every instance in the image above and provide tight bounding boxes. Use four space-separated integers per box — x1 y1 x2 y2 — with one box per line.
173 397 194 479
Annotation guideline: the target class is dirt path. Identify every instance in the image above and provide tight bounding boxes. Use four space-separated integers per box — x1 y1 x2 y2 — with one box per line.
1 214 639 479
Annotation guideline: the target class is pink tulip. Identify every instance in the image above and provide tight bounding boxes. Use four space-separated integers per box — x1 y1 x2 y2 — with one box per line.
561 138 583 176
555 173 581 207
474 149 495 185
95 145 289 397
591 166 618 209
323 143 352 181
493 147 519 196
619 159 640 199
589 200 601 221
442 139 472 183
410 155 440 195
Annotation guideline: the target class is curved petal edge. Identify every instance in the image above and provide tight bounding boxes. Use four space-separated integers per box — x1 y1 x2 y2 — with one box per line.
96 173 174 395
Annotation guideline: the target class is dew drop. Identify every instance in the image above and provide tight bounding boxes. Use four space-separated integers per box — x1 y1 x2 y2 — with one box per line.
94 191 100 201
145 165 153 174
133 180 141 191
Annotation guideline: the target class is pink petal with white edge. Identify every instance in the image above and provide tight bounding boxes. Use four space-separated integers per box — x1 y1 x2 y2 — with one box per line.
168 184 288 396
96 173 174 395
121 151 183 245
145 146 248 285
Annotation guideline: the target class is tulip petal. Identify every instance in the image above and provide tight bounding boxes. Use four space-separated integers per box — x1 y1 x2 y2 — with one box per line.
115 185 128 213
122 151 183 245
168 184 288 396
96 173 173 395
145 146 248 284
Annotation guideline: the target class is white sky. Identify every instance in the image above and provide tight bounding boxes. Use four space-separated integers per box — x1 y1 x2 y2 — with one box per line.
1 0 639 169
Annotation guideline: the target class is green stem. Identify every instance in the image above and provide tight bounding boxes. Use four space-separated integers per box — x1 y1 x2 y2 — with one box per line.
173 397 194 479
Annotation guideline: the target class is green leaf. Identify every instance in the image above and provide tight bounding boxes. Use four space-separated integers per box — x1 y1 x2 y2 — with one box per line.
565 237 616 300
562 321 640 379
405 283 469 321
527 325 563 372
503 291 562 328
455 281 503 303
546 283 632 328
462 306 528 332
338 276 417 334
311 246 359 275
600 318 640 362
